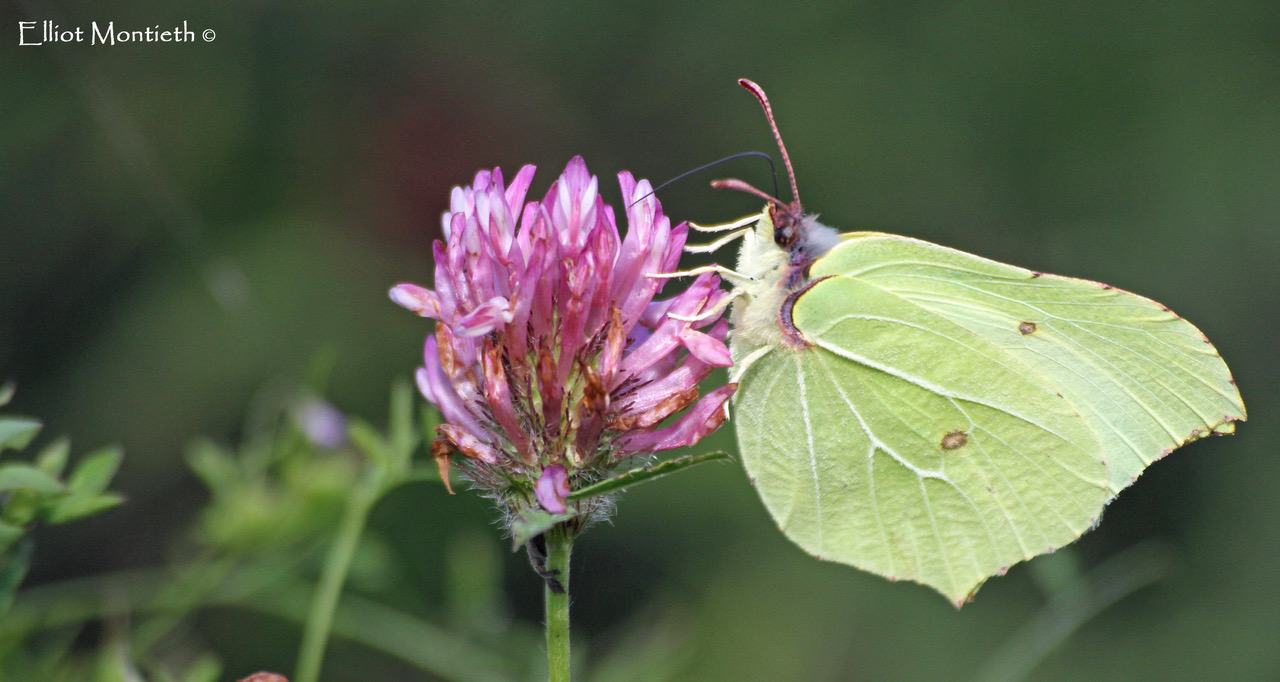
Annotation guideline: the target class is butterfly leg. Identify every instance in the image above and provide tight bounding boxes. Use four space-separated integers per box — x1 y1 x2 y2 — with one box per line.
647 264 755 287
689 214 761 233
729 345 773 383
684 227 753 254
668 288 744 323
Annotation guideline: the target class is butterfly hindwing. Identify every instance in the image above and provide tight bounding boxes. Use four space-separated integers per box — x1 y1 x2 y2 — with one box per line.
736 273 1108 604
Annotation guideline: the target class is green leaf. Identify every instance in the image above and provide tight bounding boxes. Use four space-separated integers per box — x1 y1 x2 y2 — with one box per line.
0 417 41 454
35 437 71 478
567 451 732 502
66 446 123 496
388 379 416 473
0 464 66 494
0 520 26 555
348 418 390 469
0 382 14 407
186 439 239 491
0 538 33 615
45 492 125 525
509 510 575 550
174 654 222 682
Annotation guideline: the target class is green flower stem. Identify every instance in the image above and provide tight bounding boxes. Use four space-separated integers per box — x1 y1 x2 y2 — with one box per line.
295 466 383 682
544 525 573 682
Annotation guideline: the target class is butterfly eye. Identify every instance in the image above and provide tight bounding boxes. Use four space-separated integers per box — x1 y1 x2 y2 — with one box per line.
770 205 802 249
774 223 797 248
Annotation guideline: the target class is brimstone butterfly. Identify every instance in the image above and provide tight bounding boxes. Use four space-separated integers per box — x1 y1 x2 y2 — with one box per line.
694 79 1245 606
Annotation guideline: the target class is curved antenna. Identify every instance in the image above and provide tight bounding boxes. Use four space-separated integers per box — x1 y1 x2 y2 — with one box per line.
628 151 779 207
710 178 787 209
738 79 801 208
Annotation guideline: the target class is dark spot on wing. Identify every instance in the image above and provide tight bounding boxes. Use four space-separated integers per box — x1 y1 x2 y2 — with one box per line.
1018 321 1037 335
941 430 968 450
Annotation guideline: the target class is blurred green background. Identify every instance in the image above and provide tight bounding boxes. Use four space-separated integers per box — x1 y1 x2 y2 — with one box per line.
3 1 1279 680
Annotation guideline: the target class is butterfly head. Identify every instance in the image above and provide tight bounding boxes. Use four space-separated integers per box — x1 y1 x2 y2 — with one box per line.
713 79 838 266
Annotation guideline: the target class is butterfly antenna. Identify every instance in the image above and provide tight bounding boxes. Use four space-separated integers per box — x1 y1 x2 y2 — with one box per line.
738 79 801 208
628 151 779 207
709 178 785 207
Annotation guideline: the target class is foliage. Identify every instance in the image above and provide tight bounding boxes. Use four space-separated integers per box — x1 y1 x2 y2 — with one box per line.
0 384 124 618
0 381 556 681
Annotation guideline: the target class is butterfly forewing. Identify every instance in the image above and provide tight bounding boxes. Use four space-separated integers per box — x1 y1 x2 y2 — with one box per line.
811 234 1246 495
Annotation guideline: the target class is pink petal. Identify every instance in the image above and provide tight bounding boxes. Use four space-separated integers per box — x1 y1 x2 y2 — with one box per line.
572 363 610 457
679 327 732 367
661 221 689 273
618 273 720 379
438 423 501 465
615 384 736 456
535 464 571 514
389 283 441 318
455 296 514 337
431 241 458 321
481 342 531 462
416 338 492 442
610 173 648 301
610 387 699 430
556 253 598 378
613 347 717 420
598 307 626 381
613 220 673 328
549 157 599 256
639 298 676 329
583 216 618 334
505 165 538 218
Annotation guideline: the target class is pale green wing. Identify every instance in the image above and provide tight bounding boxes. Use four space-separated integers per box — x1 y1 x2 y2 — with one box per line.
811 234 1246 495
733 276 1108 605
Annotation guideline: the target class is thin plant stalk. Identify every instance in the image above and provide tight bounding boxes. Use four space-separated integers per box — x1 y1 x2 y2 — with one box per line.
294 466 383 682
544 526 573 682
972 541 1172 682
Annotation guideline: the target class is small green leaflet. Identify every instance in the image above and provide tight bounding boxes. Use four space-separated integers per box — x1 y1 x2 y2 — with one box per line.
566 451 731 502
510 452 732 549
710 79 1245 606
